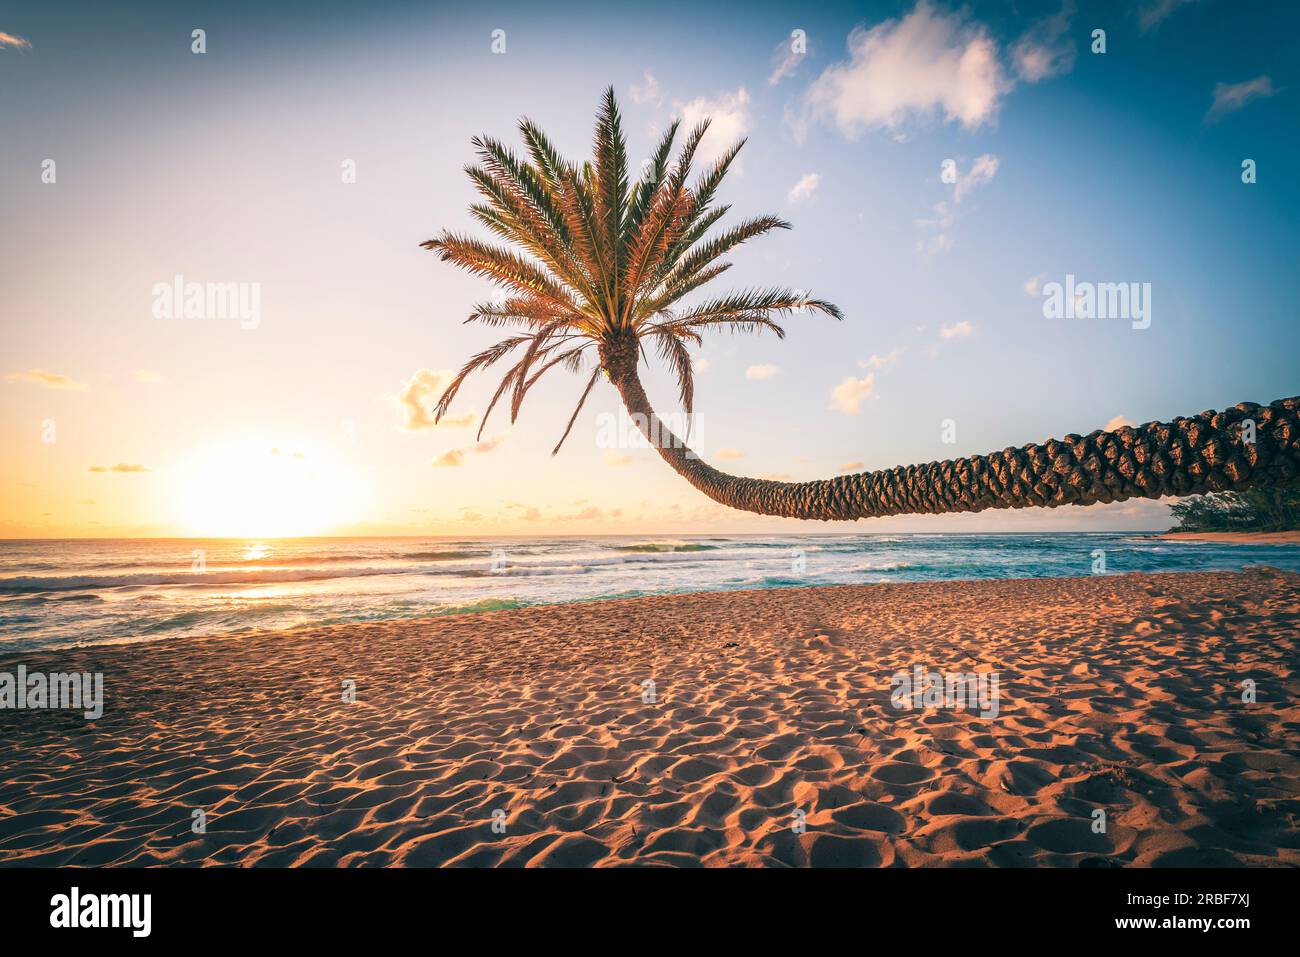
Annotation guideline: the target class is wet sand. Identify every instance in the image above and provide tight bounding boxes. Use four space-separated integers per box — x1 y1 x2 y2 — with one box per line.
1156 531 1300 545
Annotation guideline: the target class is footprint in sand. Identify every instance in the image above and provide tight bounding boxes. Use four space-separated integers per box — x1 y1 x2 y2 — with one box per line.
927 815 1020 853
1025 818 1115 855
923 791 994 817
870 761 936 786
777 625 848 653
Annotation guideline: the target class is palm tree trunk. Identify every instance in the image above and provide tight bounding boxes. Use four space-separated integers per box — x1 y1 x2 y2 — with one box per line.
601 340 1300 520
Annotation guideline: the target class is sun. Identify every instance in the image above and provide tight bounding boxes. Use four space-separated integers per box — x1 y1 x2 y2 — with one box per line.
170 437 368 538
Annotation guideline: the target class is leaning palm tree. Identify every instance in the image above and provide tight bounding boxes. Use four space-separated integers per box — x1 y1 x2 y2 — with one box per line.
423 87 1299 520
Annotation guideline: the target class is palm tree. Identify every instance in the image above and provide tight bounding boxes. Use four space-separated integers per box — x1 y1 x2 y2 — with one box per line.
422 87 1300 520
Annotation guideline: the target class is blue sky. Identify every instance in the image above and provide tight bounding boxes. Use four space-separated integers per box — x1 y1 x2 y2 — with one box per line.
1 0 1296 536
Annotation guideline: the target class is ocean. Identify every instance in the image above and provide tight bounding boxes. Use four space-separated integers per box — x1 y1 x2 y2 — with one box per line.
2 533 1297 653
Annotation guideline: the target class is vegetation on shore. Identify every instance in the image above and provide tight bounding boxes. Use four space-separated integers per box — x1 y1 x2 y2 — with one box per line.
1170 484 1300 532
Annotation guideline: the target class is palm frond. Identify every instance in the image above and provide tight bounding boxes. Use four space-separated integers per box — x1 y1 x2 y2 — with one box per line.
657 203 728 270
509 319 573 423
474 135 568 242
465 296 575 330
638 262 733 321
519 118 569 193
557 165 609 303
420 232 577 311
626 120 680 238
463 161 592 300
660 314 789 339
662 216 791 291
551 368 602 455
593 86 629 313
653 329 696 416
522 343 591 395
680 138 745 236
434 334 532 421
672 287 842 325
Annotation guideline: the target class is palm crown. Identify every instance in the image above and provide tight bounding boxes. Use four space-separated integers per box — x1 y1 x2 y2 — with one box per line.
422 86 841 454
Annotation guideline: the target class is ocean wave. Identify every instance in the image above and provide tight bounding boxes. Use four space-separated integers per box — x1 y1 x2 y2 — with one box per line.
0 547 748 593
476 564 593 577
613 542 718 553
1 592 106 605
401 549 490 561
0 566 415 593
846 561 914 572
435 597 532 615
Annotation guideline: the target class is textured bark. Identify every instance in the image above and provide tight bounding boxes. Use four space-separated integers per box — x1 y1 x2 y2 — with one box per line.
600 339 1300 520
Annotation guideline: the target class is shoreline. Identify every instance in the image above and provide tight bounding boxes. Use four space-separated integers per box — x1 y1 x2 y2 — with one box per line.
1154 530 1300 544
3 562 1296 658
2 568 1297 867
10 531 1300 656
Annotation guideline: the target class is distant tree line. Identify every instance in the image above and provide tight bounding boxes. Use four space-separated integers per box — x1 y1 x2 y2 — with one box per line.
1170 484 1300 532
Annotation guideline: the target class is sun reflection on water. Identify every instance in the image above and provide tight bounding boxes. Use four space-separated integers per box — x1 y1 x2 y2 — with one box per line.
242 542 271 562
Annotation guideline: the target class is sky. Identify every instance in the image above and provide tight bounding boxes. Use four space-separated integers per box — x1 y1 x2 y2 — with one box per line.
1 0 1296 538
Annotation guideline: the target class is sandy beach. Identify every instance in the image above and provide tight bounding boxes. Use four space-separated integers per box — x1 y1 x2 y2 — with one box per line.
2 569 1298 868
1156 531 1300 545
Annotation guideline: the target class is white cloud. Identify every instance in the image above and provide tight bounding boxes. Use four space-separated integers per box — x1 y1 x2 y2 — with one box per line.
952 153 999 202
787 173 820 205
5 368 87 391
433 434 505 468
1104 415 1134 431
1138 0 1198 32
768 34 807 86
630 70 662 106
830 373 876 414
556 505 605 522
803 2 1010 138
915 155 998 258
1206 76 1278 124
674 88 751 167
839 460 865 472
134 370 166 385
915 230 956 260
746 363 779 381
716 447 743 460
915 201 955 231
604 451 633 466
1011 5 1076 83
88 463 150 474
940 321 975 339
1023 274 1045 296
393 369 475 431
0 31 32 51
859 348 902 371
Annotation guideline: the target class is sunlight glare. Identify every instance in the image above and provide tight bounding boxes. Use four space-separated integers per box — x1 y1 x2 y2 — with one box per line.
171 438 368 537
